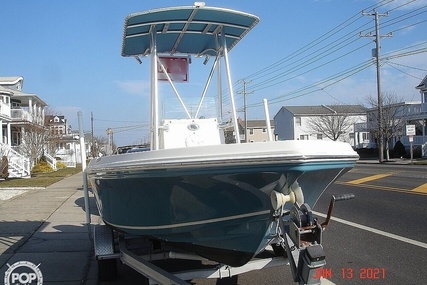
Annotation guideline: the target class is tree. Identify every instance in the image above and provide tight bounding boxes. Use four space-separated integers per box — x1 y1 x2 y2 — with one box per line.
43 107 65 156
364 92 405 161
92 135 109 157
18 124 48 166
306 105 356 142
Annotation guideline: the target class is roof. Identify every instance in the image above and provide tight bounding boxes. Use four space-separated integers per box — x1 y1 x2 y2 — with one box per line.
0 76 24 87
282 105 366 116
416 74 427 90
246 120 274 128
122 5 259 57
0 85 14 96
0 77 47 106
10 89 48 107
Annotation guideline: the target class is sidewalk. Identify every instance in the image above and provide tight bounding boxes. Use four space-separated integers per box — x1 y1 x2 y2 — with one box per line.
356 157 426 164
0 173 100 285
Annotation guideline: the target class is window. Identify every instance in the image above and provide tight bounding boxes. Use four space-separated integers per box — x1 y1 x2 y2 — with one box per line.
249 129 254 135
317 134 323 140
300 134 309 140
295 117 301 126
262 128 267 133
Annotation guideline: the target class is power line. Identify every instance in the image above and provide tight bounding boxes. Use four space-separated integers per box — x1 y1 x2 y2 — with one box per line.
386 60 427 72
384 61 424 80
218 1 425 122
241 0 394 84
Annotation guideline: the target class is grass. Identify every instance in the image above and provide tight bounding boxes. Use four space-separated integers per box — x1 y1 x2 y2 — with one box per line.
0 164 82 188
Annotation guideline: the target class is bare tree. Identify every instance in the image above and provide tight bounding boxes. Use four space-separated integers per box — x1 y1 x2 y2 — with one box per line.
43 107 64 156
92 135 109 157
18 124 48 166
306 105 356 142
364 92 405 161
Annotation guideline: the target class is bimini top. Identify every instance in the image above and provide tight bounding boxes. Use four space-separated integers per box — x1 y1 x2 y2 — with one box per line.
121 4 259 57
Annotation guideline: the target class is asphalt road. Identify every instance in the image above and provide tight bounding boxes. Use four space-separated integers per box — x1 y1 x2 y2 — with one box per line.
312 163 427 285
101 163 427 285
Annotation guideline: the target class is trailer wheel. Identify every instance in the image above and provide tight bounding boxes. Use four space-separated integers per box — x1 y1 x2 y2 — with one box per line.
272 243 286 256
98 258 118 281
216 275 238 285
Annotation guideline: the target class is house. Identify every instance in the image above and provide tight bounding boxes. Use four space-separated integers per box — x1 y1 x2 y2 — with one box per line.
240 119 274 142
45 115 71 136
358 75 427 157
274 105 367 148
44 115 81 167
413 75 427 156
0 76 55 177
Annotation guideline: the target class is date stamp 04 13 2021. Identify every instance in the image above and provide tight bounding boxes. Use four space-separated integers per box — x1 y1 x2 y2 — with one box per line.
313 267 386 280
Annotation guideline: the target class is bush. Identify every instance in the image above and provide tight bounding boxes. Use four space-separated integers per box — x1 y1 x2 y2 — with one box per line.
32 161 54 174
356 148 378 159
393 140 406 158
56 161 67 169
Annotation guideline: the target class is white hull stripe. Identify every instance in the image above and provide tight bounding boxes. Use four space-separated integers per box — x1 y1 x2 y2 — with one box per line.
105 210 271 230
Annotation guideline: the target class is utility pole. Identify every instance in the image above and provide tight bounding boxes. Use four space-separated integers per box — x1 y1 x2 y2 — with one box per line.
360 9 392 163
91 112 94 157
106 128 113 155
237 80 253 143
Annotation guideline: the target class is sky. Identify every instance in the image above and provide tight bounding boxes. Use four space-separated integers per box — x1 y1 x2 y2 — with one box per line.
1 0 426 146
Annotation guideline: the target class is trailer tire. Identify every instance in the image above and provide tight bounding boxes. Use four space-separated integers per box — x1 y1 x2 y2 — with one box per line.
272 243 286 256
217 275 238 285
98 258 118 281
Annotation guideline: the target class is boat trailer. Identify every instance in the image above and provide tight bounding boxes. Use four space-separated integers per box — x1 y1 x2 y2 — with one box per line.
94 225 288 284
92 193 354 285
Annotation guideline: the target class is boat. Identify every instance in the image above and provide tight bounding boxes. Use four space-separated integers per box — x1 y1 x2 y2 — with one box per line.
86 3 359 281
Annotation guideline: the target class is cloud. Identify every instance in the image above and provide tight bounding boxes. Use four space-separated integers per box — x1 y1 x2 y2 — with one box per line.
114 80 150 96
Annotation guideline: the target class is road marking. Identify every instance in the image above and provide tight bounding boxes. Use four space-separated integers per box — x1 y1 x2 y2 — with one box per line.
321 277 336 285
413 183 427 194
347 173 393 185
335 181 427 196
314 211 427 249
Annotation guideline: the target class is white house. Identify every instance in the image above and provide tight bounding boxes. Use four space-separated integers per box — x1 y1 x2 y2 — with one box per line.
0 76 56 177
274 104 367 148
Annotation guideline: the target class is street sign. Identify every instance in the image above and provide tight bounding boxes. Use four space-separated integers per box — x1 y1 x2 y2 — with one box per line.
406 124 416 136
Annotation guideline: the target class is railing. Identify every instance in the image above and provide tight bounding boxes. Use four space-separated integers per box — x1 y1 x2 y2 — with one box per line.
400 102 427 117
400 135 426 146
11 108 33 122
54 150 77 168
44 153 57 171
0 143 31 178
423 142 427 158
61 160 77 168
10 108 44 125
